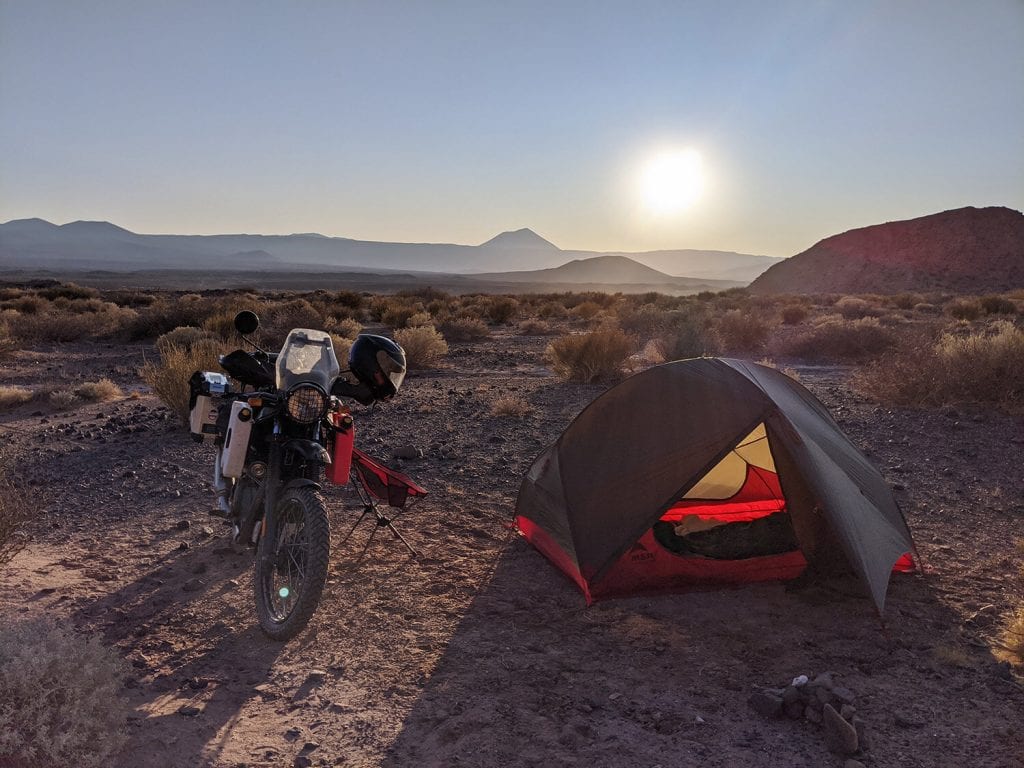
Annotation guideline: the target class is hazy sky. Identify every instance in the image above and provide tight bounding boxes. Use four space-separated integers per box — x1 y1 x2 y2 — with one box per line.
1 1 1022 257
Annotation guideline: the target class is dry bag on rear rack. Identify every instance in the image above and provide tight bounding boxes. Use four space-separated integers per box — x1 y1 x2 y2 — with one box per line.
188 371 230 443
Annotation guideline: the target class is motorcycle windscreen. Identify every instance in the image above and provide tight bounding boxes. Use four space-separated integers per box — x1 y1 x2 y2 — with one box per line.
276 328 341 391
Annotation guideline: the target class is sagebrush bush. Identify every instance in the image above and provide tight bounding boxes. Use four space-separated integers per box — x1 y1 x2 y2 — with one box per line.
332 317 364 339
546 327 633 383
518 319 554 336
486 297 518 324
946 298 982 320
713 310 772 355
76 378 123 402
775 317 895 362
155 325 211 355
857 321 1024 411
141 338 224 422
781 304 809 325
656 310 714 360
395 325 449 369
834 296 879 319
980 295 1017 315
0 619 129 767
439 318 489 341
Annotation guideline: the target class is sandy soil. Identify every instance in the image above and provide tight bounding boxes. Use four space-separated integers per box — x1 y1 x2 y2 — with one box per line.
1 334 1022 768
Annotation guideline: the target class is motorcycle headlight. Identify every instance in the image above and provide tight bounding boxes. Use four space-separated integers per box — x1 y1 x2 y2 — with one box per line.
285 385 327 424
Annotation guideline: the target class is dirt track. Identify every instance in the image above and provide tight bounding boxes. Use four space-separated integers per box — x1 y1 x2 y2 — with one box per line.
1 335 1022 767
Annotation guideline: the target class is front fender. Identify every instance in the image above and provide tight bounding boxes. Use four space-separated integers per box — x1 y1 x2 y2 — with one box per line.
282 438 332 465
283 478 321 492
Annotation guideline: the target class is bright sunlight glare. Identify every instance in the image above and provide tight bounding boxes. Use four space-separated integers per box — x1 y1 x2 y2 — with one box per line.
639 148 705 215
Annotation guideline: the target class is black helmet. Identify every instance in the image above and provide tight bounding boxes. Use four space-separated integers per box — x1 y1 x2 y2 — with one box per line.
348 334 407 400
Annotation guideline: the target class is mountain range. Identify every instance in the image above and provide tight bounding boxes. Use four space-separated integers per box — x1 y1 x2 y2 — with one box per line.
0 218 780 285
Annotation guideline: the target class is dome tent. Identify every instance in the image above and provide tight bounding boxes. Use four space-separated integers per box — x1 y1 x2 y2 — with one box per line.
515 358 916 612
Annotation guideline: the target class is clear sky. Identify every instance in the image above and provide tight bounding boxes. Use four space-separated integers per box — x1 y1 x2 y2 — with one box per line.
1 1 1022 257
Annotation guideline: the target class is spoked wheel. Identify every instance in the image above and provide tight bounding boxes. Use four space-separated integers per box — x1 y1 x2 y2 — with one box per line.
254 486 330 641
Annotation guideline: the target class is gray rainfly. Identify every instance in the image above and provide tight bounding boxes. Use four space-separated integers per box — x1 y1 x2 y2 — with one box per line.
515 358 917 610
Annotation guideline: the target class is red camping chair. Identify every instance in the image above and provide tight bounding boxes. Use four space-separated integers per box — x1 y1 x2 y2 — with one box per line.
341 447 428 558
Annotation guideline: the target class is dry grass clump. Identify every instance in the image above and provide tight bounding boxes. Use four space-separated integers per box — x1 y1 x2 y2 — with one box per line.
141 337 224 422
439 318 490 341
775 317 896 362
333 317 364 339
0 385 34 409
995 540 1024 667
394 325 449 369
857 321 1024 411
76 378 123 402
0 619 129 767
489 395 531 417
546 327 633 383
518 319 554 336
155 325 211 354
0 447 29 567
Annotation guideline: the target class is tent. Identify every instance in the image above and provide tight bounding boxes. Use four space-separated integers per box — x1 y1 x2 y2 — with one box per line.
515 358 916 612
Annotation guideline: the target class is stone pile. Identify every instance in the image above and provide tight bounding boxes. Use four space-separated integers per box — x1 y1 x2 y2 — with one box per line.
748 672 868 759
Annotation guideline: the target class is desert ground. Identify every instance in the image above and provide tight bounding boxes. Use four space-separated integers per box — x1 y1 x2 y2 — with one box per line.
1 287 1023 768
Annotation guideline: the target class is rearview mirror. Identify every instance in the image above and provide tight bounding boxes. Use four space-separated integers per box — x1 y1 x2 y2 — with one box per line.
234 310 260 336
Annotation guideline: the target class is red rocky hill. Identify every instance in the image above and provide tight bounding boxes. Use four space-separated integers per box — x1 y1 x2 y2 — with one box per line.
750 206 1024 294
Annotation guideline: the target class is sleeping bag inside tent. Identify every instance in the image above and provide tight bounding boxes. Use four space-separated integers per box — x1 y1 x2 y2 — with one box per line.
515 358 916 612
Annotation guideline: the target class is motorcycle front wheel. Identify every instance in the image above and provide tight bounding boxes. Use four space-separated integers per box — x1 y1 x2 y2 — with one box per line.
253 485 330 641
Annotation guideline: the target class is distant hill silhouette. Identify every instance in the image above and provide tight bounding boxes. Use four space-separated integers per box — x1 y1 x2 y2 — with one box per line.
0 218 778 282
478 254 695 285
479 228 559 250
749 206 1024 295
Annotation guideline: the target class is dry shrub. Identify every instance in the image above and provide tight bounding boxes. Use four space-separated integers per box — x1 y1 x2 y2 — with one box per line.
656 310 714 360
713 310 773 355
330 333 355 364
857 321 1024 411
0 619 129 767
980 295 1017 315
332 318 364 339
0 385 34 409
266 298 323 335
394 325 448 369
571 301 603 321
776 317 895 362
490 395 531 417
518 320 554 336
537 301 568 320
36 282 99 301
9 306 137 343
0 447 29 567
406 311 433 328
127 296 215 339
997 606 1024 667
439 318 489 341
946 298 981 320
486 297 518 324
155 325 211 354
76 378 123 402
834 296 880 319
889 293 923 310
781 304 809 325
47 390 80 410
141 338 224 422
546 327 633 383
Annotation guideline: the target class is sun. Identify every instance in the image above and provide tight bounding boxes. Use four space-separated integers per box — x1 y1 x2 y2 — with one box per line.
639 148 704 215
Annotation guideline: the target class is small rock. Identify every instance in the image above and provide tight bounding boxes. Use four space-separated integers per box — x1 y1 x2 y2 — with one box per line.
292 756 312 768
182 578 204 592
305 669 328 684
840 703 857 720
992 660 1014 680
844 761 867 768
284 726 303 741
301 741 319 752
894 710 924 729
177 705 202 717
188 677 209 690
805 705 822 724
748 691 783 718
200 526 215 537
175 519 191 531
178 541 190 551
392 445 423 460
832 686 856 705
852 717 870 751
782 685 801 705
822 704 859 755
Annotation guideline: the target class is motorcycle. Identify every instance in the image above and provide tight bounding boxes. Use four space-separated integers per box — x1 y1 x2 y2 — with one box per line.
188 310 420 640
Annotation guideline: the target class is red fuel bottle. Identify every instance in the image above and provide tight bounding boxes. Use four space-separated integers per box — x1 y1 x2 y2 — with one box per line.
328 411 355 485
